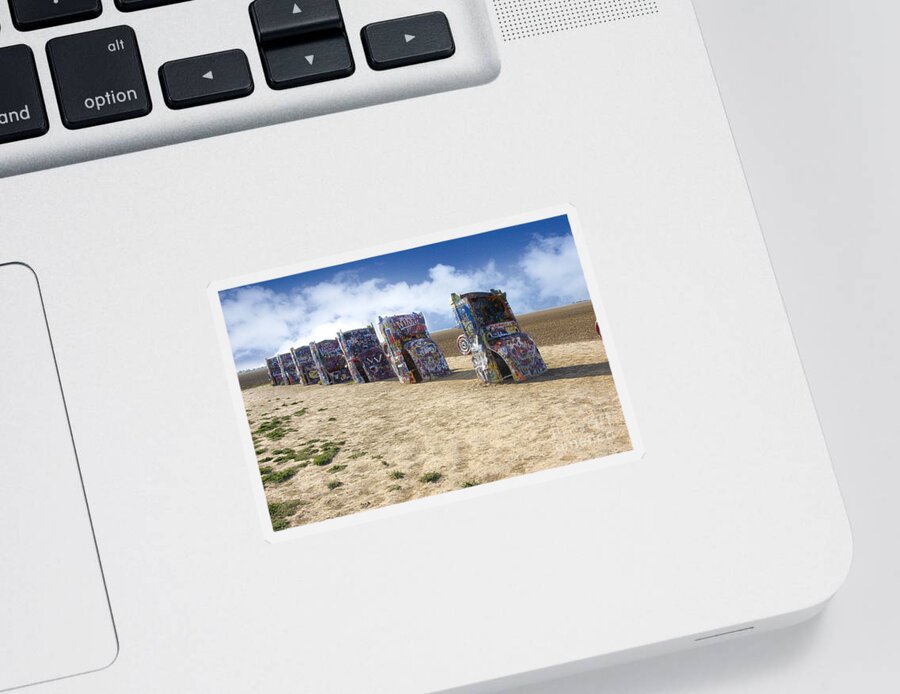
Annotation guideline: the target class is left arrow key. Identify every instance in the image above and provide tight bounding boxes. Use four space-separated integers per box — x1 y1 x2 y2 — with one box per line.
159 50 254 110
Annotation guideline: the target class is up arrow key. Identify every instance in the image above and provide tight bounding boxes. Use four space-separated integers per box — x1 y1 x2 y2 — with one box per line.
404 34 415 43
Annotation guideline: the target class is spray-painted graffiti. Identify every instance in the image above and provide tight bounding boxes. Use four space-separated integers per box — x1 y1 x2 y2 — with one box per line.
289 345 321 385
337 326 396 383
309 339 353 385
377 312 451 384
278 352 302 385
266 357 287 386
263 291 542 388
451 289 547 384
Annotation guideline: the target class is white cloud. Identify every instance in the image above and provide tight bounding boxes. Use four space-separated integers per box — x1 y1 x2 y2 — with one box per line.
519 234 589 304
221 233 590 370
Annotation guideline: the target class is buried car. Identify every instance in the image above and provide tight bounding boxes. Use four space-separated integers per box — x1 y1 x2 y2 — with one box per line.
451 289 547 384
337 326 396 383
377 312 450 384
278 352 302 385
289 345 321 385
309 339 354 385
265 356 287 386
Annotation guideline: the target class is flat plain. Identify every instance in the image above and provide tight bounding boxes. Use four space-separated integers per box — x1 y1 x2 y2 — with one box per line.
241 302 631 530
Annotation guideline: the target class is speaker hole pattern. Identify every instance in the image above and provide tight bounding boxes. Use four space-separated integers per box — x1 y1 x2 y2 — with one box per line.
493 0 659 41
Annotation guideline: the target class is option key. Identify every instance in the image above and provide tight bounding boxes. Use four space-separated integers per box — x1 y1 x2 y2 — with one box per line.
47 26 152 130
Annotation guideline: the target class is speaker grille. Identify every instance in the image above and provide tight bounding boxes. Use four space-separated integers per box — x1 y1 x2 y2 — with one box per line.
493 0 659 42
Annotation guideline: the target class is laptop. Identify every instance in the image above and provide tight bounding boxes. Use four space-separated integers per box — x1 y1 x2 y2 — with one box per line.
0 1 851 691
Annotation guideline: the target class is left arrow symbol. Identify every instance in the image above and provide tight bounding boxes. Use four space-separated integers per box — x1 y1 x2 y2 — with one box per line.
202 71 214 80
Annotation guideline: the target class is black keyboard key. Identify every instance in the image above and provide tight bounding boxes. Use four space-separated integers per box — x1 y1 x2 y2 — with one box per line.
159 50 254 109
0 45 49 145
9 0 102 32
361 12 455 71
115 0 191 11
250 0 343 44
47 26 151 130
261 34 353 90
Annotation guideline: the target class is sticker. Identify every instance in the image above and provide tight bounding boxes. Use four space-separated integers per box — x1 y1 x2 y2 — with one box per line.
209 207 638 537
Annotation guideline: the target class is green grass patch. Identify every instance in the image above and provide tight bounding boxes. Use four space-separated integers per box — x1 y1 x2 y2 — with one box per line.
348 451 366 460
388 470 405 480
258 456 273 463
268 499 302 531
461 480 480 488
293 408 308 417
328 464 347 474
258 465 273 475
326 479 343 490
262 466 300 485
419 472 442 484
271 447 303 463
312 441 342 466
254 416 290 441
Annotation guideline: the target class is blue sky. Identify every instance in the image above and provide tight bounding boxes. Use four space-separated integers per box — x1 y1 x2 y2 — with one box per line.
220 215 590 370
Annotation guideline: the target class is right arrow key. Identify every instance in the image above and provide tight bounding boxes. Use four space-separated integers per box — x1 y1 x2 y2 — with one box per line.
361 12 455 71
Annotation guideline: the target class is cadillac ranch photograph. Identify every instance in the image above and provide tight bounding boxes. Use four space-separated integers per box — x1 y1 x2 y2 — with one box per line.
218 214 633 531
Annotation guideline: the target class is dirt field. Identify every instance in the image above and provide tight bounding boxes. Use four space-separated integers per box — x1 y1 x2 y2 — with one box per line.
242 302 630 530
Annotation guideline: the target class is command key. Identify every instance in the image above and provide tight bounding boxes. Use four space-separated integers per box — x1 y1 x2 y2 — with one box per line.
0 45 49 145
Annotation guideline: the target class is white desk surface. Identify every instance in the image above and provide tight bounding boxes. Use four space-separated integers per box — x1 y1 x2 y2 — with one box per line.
517 1 900 691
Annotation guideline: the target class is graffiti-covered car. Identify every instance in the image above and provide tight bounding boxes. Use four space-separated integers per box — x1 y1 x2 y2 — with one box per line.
451 289 547 384
278 352 302 385
377 312 451 384
337 326 396 383
266 356 287 386
309 339 353 385
289 345 321 385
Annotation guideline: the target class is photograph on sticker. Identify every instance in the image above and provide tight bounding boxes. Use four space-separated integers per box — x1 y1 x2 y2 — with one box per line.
217 213 632 531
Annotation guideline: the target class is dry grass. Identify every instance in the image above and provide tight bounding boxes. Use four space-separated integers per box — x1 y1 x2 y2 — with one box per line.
243 303 630 530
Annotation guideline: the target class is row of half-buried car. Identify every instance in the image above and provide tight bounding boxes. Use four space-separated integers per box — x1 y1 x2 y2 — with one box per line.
264 290 548 387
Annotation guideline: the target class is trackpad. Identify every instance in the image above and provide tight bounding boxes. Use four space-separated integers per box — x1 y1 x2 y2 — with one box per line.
0 264 117 691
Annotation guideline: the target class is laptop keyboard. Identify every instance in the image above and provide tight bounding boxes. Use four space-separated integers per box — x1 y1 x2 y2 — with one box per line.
0 0 498 176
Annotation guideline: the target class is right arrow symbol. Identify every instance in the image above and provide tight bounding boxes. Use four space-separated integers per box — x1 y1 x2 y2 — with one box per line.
404 34 415 42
